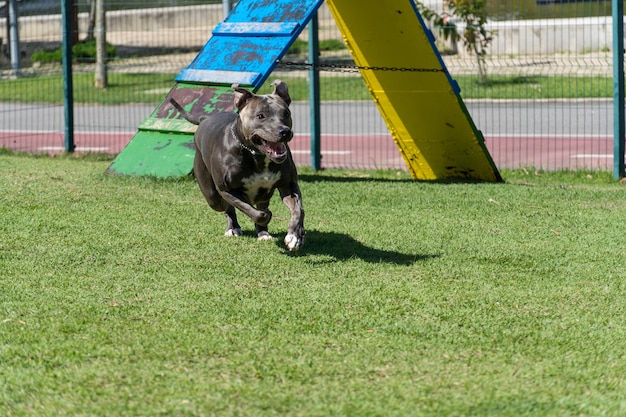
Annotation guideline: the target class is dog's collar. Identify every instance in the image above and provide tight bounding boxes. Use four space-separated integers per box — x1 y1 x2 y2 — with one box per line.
230 124 258 156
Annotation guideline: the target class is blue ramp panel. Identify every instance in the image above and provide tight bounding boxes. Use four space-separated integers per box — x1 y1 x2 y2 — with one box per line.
107 0 324 177
176 0 324 88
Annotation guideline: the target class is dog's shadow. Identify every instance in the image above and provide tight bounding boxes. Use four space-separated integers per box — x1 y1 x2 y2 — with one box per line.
279 230 440 266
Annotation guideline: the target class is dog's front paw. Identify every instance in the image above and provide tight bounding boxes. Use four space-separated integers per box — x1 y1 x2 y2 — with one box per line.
224 228 243 237
254 209 273 226
284 231 305 251
258 231 274 241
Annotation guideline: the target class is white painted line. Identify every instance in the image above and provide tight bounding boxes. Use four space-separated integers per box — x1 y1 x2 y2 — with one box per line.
570 154 612 159
290 150 352 155
3 129 135 135
294 132 390 137
485 134 613 140
39 146 110 152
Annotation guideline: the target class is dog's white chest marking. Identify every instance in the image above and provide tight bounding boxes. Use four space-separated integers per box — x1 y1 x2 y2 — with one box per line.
242 169 281 203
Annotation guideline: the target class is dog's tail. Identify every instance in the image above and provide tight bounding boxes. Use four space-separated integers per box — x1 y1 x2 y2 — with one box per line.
169 98 204 125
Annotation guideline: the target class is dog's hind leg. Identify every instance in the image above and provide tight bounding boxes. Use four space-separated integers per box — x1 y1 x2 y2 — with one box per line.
224 206 243 237
194 151 242 237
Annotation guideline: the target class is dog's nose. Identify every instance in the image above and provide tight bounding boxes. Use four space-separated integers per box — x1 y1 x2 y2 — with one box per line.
279 127 292 141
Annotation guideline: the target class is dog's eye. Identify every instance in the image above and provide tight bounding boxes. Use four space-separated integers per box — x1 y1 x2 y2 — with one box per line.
256 113 265 120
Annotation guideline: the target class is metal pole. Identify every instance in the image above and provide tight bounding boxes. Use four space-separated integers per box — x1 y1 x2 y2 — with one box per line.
61 0 75 153
308 12 321 170
222 0 233 19
613 0 625 179
8 0 20 74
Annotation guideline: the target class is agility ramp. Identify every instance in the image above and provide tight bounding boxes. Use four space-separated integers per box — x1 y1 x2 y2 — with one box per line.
327 0 500 181
106 0 325 177
106 0 501 182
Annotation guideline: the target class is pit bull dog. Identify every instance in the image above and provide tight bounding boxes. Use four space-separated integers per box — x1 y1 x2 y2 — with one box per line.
169 80 305 251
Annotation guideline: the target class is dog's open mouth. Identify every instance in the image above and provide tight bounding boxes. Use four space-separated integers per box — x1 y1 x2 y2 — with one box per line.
252 137 288 162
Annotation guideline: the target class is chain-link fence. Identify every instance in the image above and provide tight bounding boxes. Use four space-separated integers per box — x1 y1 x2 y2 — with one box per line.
0 0 622 172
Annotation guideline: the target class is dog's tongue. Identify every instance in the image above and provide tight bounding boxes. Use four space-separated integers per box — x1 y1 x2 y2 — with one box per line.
263 142 287 159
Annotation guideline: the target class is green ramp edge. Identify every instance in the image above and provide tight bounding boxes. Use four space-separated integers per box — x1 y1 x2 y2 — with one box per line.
105 131 195 178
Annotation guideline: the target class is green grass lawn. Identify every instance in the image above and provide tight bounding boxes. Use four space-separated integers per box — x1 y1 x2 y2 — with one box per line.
1 152 625 416
0 73 176 104
0 72 614 104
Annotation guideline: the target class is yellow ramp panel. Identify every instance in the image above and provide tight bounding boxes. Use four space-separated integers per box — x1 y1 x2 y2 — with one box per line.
326 0 501 182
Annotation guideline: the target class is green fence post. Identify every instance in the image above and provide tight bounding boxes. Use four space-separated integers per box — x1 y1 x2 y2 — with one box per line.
308 11 321 170
613 0 624 179
61 0 75 153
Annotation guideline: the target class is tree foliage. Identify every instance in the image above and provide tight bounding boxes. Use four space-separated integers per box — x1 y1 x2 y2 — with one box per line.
417 0 495 83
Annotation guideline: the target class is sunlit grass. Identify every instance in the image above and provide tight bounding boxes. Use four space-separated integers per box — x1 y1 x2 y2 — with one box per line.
1 153 625 416
0 71 614 105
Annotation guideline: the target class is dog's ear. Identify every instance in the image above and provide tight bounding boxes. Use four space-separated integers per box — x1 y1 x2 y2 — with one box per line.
270 79 291 106
232 84 255 111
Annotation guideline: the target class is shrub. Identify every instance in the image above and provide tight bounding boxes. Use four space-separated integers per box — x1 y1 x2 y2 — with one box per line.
31 40 117 64
287 39 347 55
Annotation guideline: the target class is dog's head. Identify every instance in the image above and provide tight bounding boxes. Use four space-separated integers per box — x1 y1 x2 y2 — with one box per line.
233 80 293 164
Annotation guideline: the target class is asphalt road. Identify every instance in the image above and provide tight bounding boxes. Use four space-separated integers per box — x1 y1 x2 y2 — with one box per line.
1 99 614 136
0 99 617 170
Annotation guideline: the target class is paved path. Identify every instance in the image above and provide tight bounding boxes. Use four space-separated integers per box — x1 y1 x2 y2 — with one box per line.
0 100 616 171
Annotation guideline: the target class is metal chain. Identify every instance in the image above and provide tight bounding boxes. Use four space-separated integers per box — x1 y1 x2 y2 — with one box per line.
276 61 446 73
